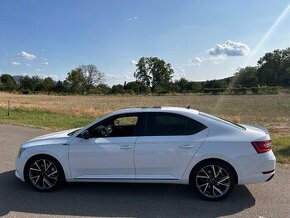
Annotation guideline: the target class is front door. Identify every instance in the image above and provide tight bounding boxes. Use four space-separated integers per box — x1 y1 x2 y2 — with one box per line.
69 113 145 179
69 136 136 179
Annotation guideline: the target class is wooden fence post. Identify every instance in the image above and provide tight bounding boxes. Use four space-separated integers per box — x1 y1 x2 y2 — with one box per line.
7 100 10 116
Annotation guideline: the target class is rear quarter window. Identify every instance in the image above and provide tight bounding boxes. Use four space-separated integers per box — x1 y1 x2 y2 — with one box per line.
199 112 246 130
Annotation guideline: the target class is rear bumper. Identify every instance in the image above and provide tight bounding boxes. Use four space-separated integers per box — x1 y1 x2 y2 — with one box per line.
235 150 276 185
266 173 275 182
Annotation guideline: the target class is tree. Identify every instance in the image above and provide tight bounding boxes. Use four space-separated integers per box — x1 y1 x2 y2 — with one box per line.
111 84 124 94
174 78 202 93
79 65 104 91
257 48 290 86
123 81 150 94
18 75 44 92
31 76 42 91
53 80 65 93
42 77 54 92
234 67 258 87
134 57 151 88
65 68 86 94
202 80 226 89
0 74 17 91
95 84 111 95
189 81 202 92
19 75 34 92
134 57 174 92
175 78 191 93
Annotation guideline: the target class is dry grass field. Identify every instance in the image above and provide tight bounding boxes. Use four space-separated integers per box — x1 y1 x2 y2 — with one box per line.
0 92 289 163
0 92 289 131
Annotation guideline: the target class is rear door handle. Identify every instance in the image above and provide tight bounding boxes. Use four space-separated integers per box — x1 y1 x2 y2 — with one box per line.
179 145 194 149
119 145 133 150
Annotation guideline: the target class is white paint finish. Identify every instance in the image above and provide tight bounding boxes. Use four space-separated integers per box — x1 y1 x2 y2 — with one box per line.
69 137 136 178
134 129 209 180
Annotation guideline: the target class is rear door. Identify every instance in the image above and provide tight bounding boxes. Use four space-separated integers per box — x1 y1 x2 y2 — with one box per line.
134 112 209 180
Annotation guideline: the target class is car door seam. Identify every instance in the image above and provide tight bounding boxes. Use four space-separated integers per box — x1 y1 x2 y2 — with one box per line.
180 128 211 181
133 136 138 180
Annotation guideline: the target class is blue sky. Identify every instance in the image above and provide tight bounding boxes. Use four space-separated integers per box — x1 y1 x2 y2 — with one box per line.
1 0 290 85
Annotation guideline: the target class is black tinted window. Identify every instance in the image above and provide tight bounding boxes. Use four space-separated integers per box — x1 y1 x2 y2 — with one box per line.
144 112 207 136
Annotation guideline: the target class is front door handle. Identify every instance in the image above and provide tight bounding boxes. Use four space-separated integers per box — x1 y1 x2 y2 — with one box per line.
119 145 133 150
180 145 194 149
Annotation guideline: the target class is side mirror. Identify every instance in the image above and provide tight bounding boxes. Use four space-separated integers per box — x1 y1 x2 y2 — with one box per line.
81 130 90 139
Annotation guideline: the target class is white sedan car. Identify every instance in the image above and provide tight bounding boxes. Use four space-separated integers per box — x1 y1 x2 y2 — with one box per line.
15 107 276 201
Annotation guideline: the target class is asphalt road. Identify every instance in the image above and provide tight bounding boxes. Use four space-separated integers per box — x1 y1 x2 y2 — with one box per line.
0 124 289 218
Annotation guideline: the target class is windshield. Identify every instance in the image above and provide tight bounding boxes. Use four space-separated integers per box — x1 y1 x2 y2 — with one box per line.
68 128 81 136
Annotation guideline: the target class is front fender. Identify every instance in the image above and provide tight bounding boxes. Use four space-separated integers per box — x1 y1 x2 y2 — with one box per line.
19 144 71 181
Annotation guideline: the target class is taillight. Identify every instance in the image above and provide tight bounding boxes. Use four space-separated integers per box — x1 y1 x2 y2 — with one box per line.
251 140 271 153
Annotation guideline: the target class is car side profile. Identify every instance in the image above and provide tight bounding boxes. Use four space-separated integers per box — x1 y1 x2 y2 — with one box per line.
15 107 276 201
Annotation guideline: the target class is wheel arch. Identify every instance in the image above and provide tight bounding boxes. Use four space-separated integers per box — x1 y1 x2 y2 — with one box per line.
23 153 65 182
189 158 239 185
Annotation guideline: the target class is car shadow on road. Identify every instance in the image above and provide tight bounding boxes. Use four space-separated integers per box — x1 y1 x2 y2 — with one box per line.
0 170 255 217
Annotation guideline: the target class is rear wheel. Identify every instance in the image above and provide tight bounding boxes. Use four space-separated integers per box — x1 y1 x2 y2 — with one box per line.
25 156 64 191
191 161 234 201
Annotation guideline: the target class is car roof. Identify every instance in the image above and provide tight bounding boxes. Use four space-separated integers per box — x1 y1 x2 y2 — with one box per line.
111 106 199 115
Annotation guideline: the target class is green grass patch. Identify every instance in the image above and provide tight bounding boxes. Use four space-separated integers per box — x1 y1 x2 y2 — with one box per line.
272 136 290 164
0 107 95 130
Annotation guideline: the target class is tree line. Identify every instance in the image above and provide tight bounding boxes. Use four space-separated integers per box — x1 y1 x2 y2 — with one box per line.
0 48 290 95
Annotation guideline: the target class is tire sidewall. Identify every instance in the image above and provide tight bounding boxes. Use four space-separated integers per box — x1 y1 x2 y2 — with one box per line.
190 161 235 201
24 156 64 192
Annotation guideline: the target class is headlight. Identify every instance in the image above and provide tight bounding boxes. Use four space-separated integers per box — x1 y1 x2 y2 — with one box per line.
18 147 26 157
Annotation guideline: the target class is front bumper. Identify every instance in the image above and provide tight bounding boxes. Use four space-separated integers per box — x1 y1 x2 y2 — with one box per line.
15 155 25 182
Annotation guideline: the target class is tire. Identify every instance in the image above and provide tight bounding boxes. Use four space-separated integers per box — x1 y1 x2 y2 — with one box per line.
24 155 64 192
190 160 235 201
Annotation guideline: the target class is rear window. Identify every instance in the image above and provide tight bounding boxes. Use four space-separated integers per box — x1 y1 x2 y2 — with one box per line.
144 112 207 136
199 112 246 130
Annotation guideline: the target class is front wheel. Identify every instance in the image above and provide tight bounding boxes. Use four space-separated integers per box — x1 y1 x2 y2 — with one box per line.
191 161 235 201
25 156 64 191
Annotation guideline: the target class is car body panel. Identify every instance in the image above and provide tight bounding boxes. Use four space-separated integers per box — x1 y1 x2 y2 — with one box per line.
134 129 209 180
68 136 137 179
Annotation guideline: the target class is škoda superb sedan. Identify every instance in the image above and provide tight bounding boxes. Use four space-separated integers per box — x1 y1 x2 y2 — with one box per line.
16 107 276 200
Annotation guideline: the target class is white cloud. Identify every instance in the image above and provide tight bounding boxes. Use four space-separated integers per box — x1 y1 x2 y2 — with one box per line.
26 63 31 67
41 61 49 65
173 71 185 80
106 72 134 85
17 51 36 60
207 55 227 64
234 65 244 72
208 40 250 57
11 61 21 66
127 16 138 21
188 57 203 66
172 64 186 79
39 73 61 81
130 60 138 66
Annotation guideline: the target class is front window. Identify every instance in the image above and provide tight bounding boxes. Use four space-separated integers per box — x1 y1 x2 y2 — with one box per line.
86 113 144 138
